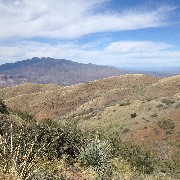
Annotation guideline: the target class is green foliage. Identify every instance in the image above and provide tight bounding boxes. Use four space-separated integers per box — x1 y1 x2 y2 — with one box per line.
107 134 156 174
11 110 36 124
78 136 111 171
155 154 180 178
0 117 86 179
0 98 9 114
131 113 137 118
0 122 37 179
0 108 179 179
53 120 86 162
157 120 175 130
122 145 155 174
161 98 175 105
33 157 67 180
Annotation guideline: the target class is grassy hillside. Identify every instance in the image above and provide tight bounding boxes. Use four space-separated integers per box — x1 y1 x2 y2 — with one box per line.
0 74 179 153
0 98 179 179
0 74 159 118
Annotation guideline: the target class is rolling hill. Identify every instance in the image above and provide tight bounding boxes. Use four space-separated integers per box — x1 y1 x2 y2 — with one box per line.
0 74 179 153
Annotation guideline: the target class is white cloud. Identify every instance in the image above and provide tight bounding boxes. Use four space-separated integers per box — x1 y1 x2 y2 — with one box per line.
104 41 180 66
0 0 178 67
0 0 173 40
106 41 171 53
0 40 180 67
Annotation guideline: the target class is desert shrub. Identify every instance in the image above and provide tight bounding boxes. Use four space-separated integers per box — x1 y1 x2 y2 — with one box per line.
106 135 156 175
0 119 61 178
0 117 86 179
13 110 35 123
108 135 179 177
78 136 112 171
111 158 132 179
161 99 175 105
153 154 180 179
0 123 38 179
31 158 67 180
0 104 179 179
131 113 137 118
146 97 152 102
0 98 9 114
119 144 155 174
53 120 86 162
157 120 175 130
165 130 173 134
17 118 85 160
122 128 130 133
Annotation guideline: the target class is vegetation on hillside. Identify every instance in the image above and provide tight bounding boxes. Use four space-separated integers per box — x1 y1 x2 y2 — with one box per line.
0 100 179 180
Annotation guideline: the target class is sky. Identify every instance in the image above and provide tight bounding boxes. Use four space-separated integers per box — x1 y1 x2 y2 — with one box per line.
0 0 180 67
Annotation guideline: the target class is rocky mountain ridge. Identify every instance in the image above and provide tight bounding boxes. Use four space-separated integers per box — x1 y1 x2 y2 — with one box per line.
0 57 127 87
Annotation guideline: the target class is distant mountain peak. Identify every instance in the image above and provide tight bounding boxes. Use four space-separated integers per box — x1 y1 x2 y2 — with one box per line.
0 57 127 87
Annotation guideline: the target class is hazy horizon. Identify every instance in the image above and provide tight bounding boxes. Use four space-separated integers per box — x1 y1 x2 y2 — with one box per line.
0 57 179 75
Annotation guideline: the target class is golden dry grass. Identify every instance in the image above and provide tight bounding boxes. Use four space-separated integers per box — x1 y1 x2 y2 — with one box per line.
0 74 179 152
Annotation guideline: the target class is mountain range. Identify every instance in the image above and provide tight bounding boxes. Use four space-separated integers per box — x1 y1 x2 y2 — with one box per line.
0 57 127 87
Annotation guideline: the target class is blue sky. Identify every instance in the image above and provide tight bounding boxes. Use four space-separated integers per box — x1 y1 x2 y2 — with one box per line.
0 0 180 67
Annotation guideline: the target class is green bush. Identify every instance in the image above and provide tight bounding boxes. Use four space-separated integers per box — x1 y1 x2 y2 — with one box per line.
157 120 175 130
0 98 9 114
161 99 175 105
120 144 155 174
0 117 86 179
78 136 111 171
52 120 86 162
131 113 137 118
0 105 179 179
106 134 156 175
13 110 35 123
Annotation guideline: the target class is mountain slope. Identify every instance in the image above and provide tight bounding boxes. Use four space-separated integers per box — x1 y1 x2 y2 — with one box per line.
0 57 127 87
0 74 26 86
0 74 179 151
0 74 159 119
